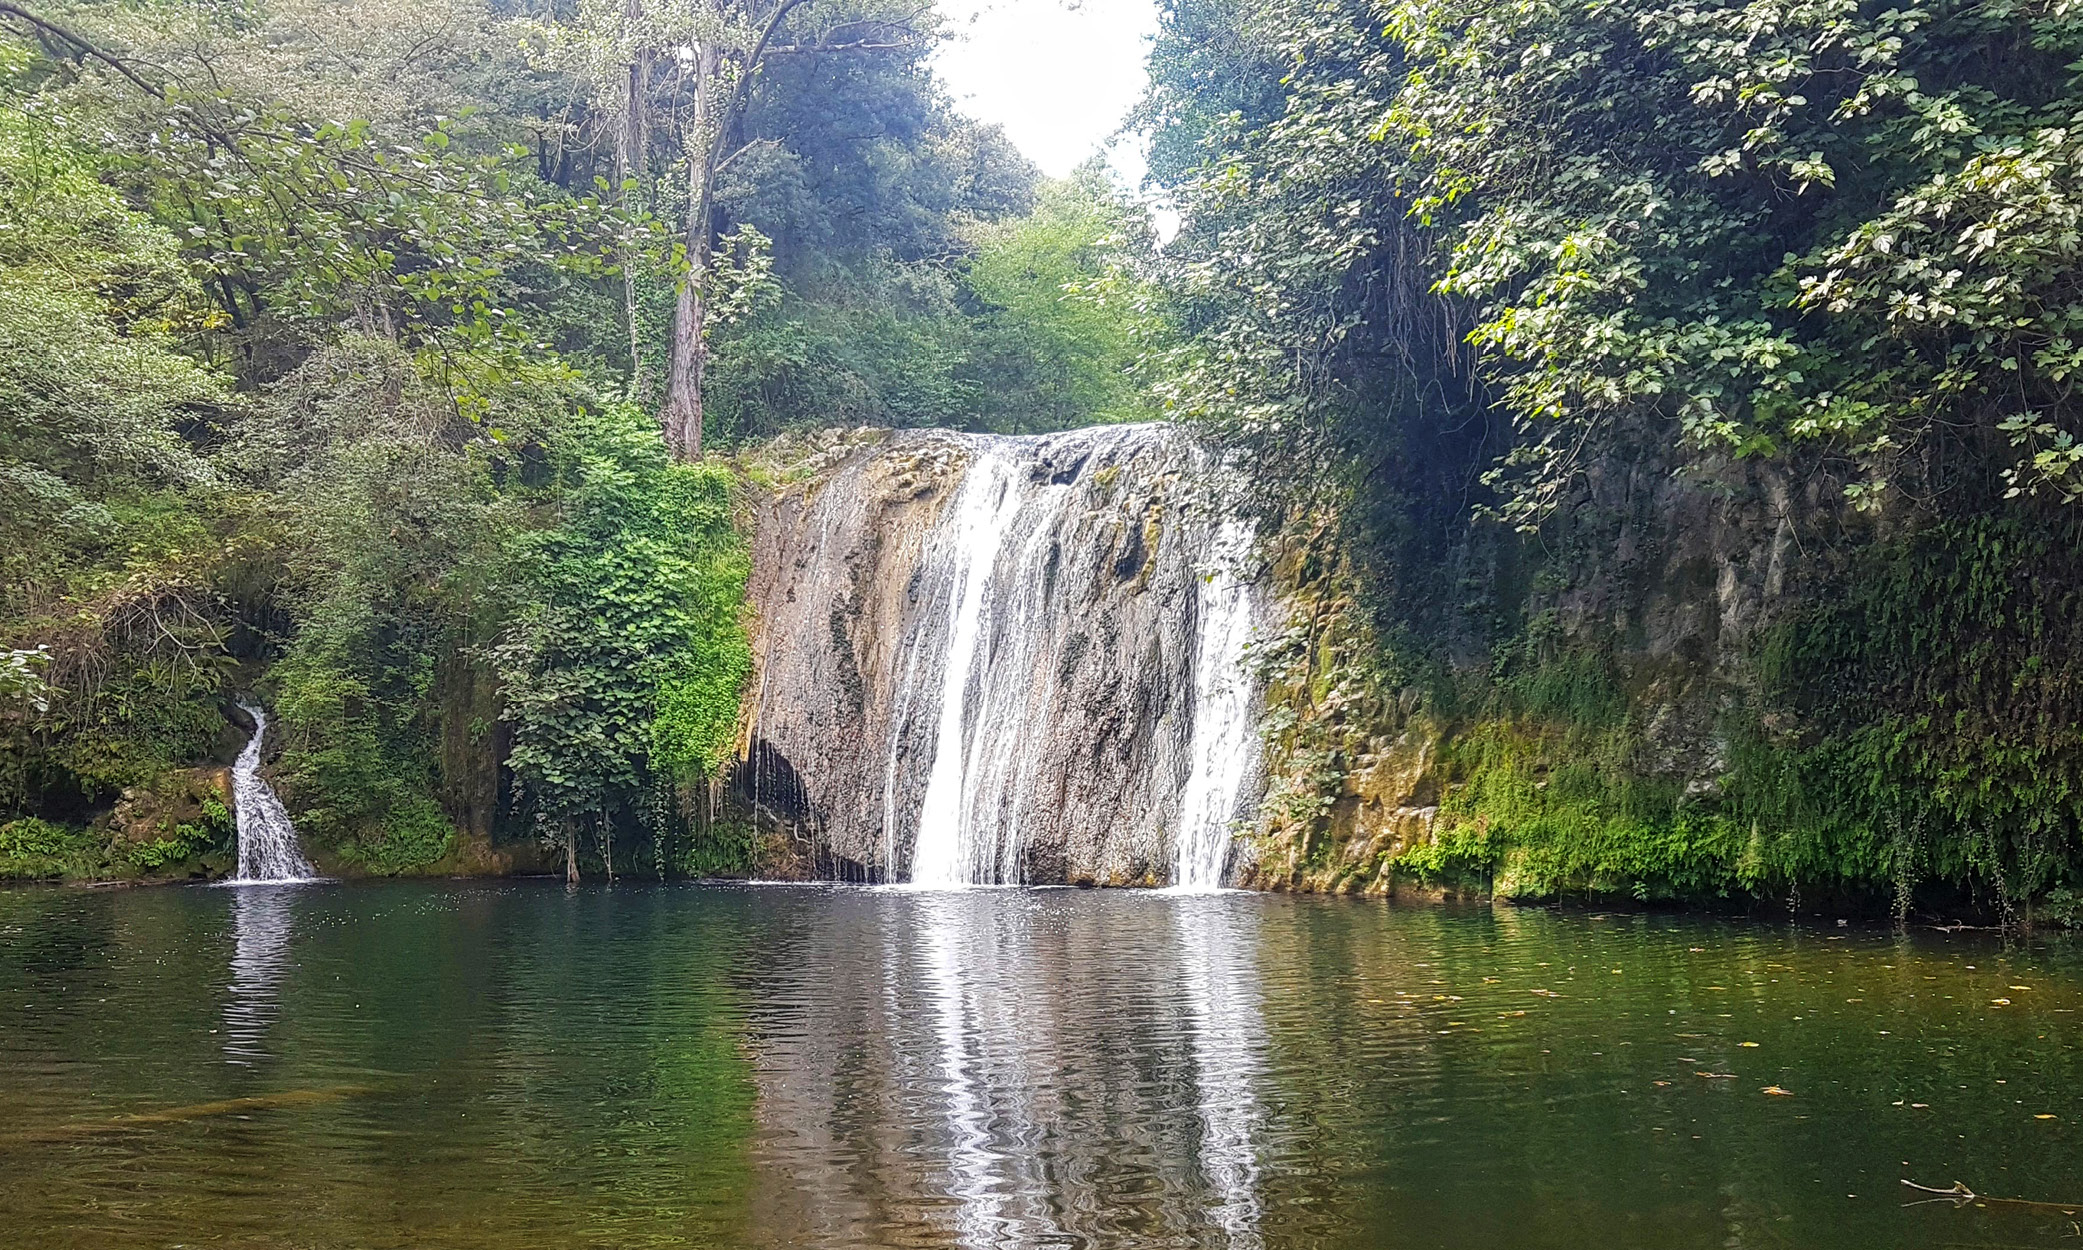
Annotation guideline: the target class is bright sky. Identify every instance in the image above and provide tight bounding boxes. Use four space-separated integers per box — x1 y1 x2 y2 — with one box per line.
933 0 1161 183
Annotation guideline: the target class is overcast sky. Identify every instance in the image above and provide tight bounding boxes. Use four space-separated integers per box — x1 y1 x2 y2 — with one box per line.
933 0 1161 182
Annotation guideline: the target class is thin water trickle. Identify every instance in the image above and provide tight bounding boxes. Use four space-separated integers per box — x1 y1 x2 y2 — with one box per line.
228 703 317 884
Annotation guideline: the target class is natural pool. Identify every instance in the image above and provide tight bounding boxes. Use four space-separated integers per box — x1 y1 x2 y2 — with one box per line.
2 882 2080 1249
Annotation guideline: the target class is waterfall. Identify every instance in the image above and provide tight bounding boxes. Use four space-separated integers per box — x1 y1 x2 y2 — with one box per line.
1169 520 1261 891
744 424 1268 886
909 449 1030 886
229 702 317 883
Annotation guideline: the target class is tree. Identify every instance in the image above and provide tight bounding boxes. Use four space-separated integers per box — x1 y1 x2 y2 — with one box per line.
554 0 932 460
961 165 1158 433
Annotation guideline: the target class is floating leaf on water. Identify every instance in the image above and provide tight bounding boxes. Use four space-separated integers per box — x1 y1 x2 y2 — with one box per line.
2036 1114 2059 1120
1761 1086 1794 1096
1739 1041 1761 1047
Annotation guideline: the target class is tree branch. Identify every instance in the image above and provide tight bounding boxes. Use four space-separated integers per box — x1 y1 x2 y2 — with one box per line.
0 2 163 97
767 39 913 54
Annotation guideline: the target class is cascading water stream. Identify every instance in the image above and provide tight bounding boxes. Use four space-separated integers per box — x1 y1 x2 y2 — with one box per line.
908 450 1028 887
1169 519 1262 891
229 703 317 884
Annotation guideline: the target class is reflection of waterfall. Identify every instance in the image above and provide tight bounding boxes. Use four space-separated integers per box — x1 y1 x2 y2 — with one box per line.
222 887 296 1066
1171 520 1262 891
743 890 1269 1247
230 703 316 883
744 425 1269 885
1176 897 1267 1247
916 896 1036 1246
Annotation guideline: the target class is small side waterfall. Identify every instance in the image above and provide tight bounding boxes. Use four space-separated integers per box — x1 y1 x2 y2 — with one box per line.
744 425 1269 887
229 702 317 883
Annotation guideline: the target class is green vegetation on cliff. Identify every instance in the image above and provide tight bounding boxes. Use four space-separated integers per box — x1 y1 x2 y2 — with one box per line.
1149 0 2083 917
7 0 2078 913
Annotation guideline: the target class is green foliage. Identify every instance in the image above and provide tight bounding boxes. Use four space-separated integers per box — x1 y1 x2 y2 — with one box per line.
0 67 235 803
1149 0 2083 521
1746 512 2083 913
0 816 94 879
704 256 979 436
961 167 1159 432
248 339 520 871
489 403 751 827
0 782 230 880
704 169 1158 440
330 795 456 875
668 814 759 880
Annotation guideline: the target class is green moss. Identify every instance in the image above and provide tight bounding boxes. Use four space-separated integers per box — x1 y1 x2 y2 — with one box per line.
330 795 457 876
1738 513 2083 914
1382 512 2083 915
672 816 757 879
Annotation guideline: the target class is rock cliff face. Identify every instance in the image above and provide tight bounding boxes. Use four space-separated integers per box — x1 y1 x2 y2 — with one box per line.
740 425 1267 886
743 422 2083 913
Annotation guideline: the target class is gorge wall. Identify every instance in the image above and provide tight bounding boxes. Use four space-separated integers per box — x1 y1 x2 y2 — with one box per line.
739 426 1267 887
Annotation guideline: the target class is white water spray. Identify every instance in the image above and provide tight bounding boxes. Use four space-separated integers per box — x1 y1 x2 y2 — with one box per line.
908 450 1029 886
229 703 317 884
1170 520 1262 891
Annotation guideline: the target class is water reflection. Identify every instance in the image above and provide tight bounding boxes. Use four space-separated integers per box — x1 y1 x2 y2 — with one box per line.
918 894 1027 1247
746 889 1270 1248
18 885 2083 1249
1175 898 1265 1249
222 886 298 1066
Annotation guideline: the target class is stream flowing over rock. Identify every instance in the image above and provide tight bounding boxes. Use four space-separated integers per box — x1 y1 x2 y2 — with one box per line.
230 703 317 884
741 425 1269 886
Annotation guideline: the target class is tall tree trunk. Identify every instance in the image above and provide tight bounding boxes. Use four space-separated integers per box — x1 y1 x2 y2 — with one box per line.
565 825 578 885
660 43 719 462
662 274 708 459
617 1 651 405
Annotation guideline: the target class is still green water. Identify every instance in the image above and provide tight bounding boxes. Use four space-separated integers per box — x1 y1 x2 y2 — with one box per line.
2 883 2080 1248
